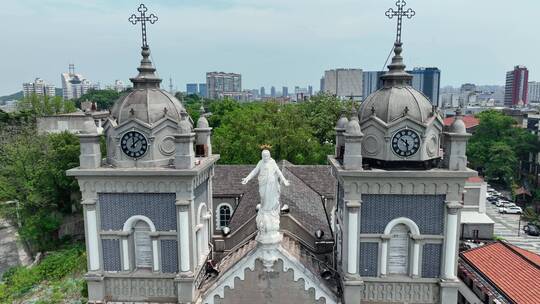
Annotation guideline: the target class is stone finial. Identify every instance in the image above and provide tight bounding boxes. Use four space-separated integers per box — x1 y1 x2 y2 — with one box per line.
178 112 192 134
449 107 467 134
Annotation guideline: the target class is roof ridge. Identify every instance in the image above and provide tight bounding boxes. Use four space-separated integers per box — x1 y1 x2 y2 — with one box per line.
460 243 515 303
502 241 540 270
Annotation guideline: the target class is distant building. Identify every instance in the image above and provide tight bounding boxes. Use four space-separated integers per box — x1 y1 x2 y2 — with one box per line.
198 83 207 97
206 72 242 99
61 64 95 100
186 83 198 95
260 86 265 98
528 81 540 103
322 68 363 100
248 89 259 100
505 65 529 106
113 80 125 92
363 68 441 106
282 86 288 97
22 78 56 98
362 71 385 99
270 86 276 98
409 67 441 107
460 83 476 93
308 85 313 96
319 77 325 92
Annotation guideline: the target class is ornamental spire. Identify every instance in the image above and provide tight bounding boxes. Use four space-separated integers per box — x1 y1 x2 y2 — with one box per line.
128 4 161 89
381 0 416 87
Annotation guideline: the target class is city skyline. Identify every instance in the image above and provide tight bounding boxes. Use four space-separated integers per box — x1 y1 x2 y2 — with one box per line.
1 0 539 96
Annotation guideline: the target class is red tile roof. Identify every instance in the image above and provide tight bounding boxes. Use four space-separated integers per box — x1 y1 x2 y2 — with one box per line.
466 176 484 183
443 115 480 129
508 244 540 267
461 241 540 304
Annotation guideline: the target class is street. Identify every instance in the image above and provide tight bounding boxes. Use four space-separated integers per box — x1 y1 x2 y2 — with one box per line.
486 202 540 255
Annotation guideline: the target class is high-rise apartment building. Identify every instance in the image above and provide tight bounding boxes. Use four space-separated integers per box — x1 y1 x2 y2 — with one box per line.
409 67 441 107
528 82 540 103
321 68 363 100
282 86 288 97
270 86 276 98
260 86 265 98
363 67 441 106
505 65 529 106
61 64 95 100
206 72 242 99
22 78 56 98
308 85 313 96
362 71 384 99
186 83 198 95
198 83 207 97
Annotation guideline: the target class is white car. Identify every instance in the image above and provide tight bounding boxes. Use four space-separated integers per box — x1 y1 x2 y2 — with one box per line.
495 200 512 207
498 206 523 214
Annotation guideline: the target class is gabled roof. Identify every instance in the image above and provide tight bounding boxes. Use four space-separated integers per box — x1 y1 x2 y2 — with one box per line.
200 236 338 304
460 241 540 304
213 164 334 241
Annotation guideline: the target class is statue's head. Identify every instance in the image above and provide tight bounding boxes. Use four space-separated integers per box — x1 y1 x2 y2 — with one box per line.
261 149 271 162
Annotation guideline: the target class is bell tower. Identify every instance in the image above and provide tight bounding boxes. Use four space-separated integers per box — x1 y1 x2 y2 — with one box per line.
330 2 476 303
68 4 219 303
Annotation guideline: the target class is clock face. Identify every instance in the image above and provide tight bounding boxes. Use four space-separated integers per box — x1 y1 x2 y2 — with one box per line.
121 131 148 159
391 129 421 157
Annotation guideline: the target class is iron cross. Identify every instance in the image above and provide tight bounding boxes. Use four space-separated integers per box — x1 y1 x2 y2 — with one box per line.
385 0 415 43
129 4 158 48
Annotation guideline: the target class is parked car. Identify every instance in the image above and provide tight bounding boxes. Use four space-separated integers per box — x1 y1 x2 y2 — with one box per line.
523 223 540 236
498 206 523 214
501 202 516 208
495 200 512 207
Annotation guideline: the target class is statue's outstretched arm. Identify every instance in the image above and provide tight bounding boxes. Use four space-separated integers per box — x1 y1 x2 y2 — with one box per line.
274 162 290 186
242 161 261 184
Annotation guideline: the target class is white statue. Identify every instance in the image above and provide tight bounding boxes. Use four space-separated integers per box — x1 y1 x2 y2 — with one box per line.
242 149 290 244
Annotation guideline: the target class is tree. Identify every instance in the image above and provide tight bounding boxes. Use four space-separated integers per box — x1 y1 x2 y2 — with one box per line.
16 94 76 116
213 102 334 165
467 109 540 186
0 130 80 254
75 89 122 110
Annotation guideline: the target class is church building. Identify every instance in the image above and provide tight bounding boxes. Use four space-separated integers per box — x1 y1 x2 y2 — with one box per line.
68 3 477 304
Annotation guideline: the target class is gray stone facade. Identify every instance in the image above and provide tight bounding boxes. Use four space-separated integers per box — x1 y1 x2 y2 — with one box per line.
213 260 326 304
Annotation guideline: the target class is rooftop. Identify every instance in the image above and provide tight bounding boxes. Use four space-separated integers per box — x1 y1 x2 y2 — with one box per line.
443 115 479 130
460 241 540 304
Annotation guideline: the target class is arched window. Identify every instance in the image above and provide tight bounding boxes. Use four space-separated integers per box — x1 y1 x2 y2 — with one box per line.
134 220 153 269
216 203 232 229
197 203 210 264
387 223 410 275
381 217 421 277
122 215 158 272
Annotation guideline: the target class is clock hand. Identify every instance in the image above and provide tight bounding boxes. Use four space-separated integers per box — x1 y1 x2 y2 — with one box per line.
400 138 409 148
131 138 141 148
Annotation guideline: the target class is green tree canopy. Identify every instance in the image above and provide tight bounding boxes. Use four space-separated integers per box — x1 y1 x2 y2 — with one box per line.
75 89 122 110
17 94 76 116
467 110 540 186
0 130 80 254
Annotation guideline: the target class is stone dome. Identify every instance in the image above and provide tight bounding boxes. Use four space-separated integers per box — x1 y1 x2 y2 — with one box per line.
82 118 98 134
345 117 362 135
197 115 209 128
336 114 349 129
178 114 193 134
110 45 186 125
358 42 433 125
449 109 467 134
111 89 185 125
359 86 433 124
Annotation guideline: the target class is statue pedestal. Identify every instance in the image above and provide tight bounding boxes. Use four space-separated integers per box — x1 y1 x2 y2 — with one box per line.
257 232 283 272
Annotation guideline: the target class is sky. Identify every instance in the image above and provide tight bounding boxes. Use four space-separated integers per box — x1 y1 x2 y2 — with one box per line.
1 0 538 95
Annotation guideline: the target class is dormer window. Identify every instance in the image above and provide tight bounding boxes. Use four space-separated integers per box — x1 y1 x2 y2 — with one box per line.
216 203 232 230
